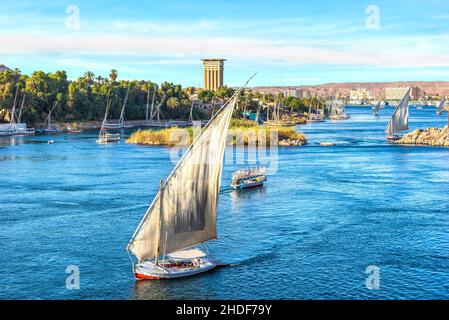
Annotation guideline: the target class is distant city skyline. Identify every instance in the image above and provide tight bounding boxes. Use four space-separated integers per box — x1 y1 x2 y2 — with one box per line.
1 0 449 86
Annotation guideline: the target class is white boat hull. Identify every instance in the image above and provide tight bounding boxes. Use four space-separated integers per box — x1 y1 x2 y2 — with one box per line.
134 258 216 280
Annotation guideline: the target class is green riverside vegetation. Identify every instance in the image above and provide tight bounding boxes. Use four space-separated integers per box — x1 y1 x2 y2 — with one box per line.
0 69 326 125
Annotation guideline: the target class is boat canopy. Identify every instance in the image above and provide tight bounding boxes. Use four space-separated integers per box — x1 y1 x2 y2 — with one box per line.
167 248 207 260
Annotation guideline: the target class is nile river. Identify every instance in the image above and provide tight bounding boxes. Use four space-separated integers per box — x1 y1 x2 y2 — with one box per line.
1 106 449 299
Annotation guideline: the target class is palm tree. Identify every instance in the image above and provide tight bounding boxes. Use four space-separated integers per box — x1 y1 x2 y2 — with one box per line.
166 97 180 118
109 69 118 82
84 71 95 87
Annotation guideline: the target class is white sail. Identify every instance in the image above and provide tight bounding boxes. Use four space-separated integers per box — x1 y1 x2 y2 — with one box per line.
436 98 445 114
128 94 237 262
373 101 381 114
385 88 410 135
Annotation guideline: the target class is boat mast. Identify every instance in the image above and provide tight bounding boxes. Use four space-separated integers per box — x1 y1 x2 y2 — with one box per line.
10 85 19 131
46 99 59 130
154 91 168 124
149 86 156 124
17 93 26 124
155 179 164 265
145 84 150 124
267 102 270 122
119 84 130 126
99 94 111 137
255 102 261 125
189 100 194 123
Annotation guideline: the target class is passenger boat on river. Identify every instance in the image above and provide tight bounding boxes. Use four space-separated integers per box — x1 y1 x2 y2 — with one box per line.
231 166 267 190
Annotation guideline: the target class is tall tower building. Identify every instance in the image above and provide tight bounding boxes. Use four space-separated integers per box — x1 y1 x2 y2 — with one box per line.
202 59 225 91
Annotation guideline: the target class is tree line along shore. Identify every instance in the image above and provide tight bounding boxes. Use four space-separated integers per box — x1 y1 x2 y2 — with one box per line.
0 68 327 126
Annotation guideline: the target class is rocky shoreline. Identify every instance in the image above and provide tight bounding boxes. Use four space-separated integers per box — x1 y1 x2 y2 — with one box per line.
278 138 306 147
395 125 449 146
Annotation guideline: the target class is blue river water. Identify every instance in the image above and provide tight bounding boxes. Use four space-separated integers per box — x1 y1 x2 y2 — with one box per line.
1 106 449 299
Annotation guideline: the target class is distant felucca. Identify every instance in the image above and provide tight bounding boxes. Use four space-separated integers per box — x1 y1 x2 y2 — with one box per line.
306 100 325 123
104 84 133 130
436 97 446 115
385 88 410 141
97 95 120 144
329 99 350 120
265 100 296 126
127 75 255 280
38 99 60 133
372 101 381 116
14 94 36 135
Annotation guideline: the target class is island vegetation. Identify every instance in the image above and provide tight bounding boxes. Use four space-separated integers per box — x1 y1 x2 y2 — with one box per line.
126 119 307 147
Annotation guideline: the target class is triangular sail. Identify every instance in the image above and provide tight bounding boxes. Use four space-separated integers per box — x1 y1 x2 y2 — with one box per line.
127 93 237 262
385 88 410 135
436 98 445 115
373 101 381 114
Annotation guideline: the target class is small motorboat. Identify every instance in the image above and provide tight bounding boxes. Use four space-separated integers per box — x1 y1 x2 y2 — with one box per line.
231 166 267 190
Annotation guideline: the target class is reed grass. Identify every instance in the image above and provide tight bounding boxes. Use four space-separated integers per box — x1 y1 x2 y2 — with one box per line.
126 124 307 146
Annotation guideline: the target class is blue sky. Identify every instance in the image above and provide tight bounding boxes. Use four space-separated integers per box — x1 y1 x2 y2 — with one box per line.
1 0 449 86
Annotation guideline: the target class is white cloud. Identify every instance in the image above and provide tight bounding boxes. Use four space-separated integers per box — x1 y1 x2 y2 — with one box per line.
2 33 449 68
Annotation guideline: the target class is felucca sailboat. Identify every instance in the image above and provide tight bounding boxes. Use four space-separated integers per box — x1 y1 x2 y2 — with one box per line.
104 84 133 129
385 88 410 141
127 76 254 280
97 95 120 144
436 98 445 115
372 101 381 116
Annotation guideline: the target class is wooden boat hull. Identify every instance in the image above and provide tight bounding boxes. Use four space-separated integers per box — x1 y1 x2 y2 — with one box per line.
134 259 216 280
14 130 35 136
232 180 265 190
386 135 401 141
96 138 120 144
